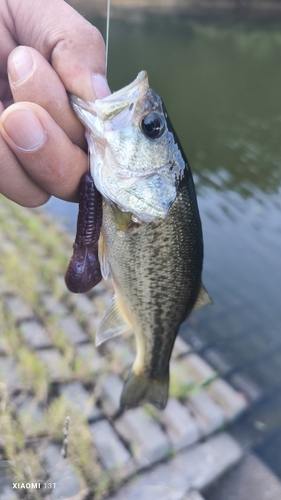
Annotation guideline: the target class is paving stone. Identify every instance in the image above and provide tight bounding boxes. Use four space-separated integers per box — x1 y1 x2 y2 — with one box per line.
0 282 15 295
0 469 20 500
86 315 102 341
89 419 132 476
203 348 233 375
42 443 82 500
100 279 115 294
59 382 102 420
181 327 208 351
110 483 182 500
98 288 113 309
1 240 17 254
37 350 72 382
108 433 242 500
58 317 89 344
68 291 108 318
0 357 24 392
189 433 242 489
25 240 47 259
15 396 45 437
230 373 262 402
72 295 95 315
53 276 72 299
76 343 104 374
170 359 195 391
0 203 11 217
205 453 281 500
34 282 51 295
91 282 110 296
41 294 69 316
4 295 34 322
105 337 135 372
187 390 225 436
19 320 53 349
172 336 192 359
115 407 171 468
207 378 247 421
182 353 216 382
159 398 200 451
0 484 19 500
0 339 8 356
90 293 110 316
100 374 123 417
170 356 216 395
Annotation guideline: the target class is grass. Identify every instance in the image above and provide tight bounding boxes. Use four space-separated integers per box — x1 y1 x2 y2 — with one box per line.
170 365 218 400
0 196 113 497
17 348 49 401
0 386 45 499
170 375 218 399
41 396 106 494
0 303 21 354
0 198 70 302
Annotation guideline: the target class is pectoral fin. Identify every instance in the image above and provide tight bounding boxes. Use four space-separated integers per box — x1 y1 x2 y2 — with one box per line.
110 203 133 231
192 284 212 312
98 232 110 280
96 295 129 346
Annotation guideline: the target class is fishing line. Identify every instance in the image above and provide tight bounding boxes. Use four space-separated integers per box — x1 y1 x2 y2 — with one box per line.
105 0 111 75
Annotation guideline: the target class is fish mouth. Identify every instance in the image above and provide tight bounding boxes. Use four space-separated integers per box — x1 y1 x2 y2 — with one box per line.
69 70 149 122
69 94 93 112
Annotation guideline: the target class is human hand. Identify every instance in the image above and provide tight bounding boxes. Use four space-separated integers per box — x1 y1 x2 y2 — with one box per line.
0 0 110 207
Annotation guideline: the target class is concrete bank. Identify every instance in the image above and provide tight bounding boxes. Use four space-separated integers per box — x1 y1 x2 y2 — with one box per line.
0 196 278 500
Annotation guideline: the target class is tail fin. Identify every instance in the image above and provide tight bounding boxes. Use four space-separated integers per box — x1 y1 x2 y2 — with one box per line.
120 371 169 410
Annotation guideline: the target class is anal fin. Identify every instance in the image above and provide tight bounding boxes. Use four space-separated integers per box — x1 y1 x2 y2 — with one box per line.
96 295 129 346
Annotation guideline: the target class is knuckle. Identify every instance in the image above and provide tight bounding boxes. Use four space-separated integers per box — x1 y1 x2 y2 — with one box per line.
45 20 105 72
89 25 105 52
43 10 105 59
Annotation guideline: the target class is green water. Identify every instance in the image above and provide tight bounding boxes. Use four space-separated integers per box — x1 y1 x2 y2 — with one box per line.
104 18 281 195
47 16 281 476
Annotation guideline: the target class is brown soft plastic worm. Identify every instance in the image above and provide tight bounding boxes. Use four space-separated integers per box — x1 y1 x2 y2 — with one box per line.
65 172 102 293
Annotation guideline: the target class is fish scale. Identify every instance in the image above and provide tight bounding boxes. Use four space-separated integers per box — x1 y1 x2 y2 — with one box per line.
102 168 203 382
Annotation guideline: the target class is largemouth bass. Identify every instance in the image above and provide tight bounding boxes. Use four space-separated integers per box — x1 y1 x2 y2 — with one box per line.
66 71 211 409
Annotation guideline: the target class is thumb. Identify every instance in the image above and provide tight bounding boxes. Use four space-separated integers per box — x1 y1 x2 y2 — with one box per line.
5 0 110 100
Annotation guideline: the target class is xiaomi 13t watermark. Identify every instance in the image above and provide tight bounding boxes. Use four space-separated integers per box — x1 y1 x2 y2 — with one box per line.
13 482 57 490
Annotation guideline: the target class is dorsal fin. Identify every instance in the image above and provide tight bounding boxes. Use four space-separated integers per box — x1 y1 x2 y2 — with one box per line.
96 295 129 346
192 284 212 312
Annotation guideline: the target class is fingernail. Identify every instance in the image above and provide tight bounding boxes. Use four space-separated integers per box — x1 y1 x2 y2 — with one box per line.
8 47 34 84
92 74 111 99
2 107 46 151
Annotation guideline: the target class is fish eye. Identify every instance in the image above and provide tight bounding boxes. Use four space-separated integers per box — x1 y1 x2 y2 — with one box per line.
141 113 165 139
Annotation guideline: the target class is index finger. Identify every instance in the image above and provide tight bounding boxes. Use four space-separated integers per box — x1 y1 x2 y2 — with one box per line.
3 0 108 100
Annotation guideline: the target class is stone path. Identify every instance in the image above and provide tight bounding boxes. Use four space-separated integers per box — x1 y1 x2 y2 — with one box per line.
0 197 248 499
